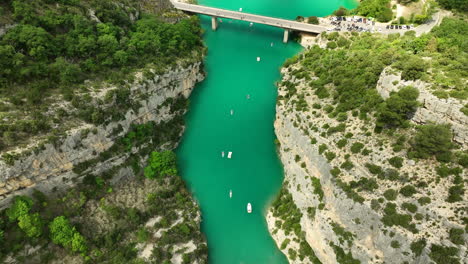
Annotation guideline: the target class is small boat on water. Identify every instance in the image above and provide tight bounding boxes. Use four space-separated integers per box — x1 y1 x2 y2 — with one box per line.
249 22 253 27
257 57 261 62
246 94 250 99
227 152 232 159
230 109 234 115
271 42 274 47
222 151 225 158
239 7 243 12
229 190 232 198
247 203 252 213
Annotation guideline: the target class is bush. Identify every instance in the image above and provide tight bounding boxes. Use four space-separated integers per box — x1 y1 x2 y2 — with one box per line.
307 16 319 24
341 160 354 170
336 139 348 148
417 197 431 205
49 216 87 254
402 202 418 213
391 240 401 248
400 185 417 197
365 163 383 175
388 156 404 168
447 185 464 202
448 228 465 245
429 244 460 264
410 124 454 161
376 86 419 129
144 151 178 179
384 189 398 200
350 142 364 153
410 239 426 256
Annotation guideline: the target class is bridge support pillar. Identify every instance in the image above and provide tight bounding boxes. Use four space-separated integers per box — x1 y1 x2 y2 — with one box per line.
283 29 289 43
211 16 218 31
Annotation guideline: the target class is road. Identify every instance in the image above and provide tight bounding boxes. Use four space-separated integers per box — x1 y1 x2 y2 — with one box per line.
171 1 327 34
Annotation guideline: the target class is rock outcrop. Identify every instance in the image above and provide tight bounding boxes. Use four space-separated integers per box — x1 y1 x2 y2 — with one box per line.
376 67 468 146
268 64 466 264
0 63 204 208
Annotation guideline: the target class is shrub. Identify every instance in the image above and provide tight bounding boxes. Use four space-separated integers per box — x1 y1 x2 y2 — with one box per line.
400 185 417 197
402 202 418 213
417 197 431 205
307 16 319 24
49 216 87 254
391 240 401 248
325 151 336 161
448 228 465 245
341 160 354 170
376 86 419 129
319 144 327 154
365 163 383 175
447 185 464 202
384 189 398 200
429 244 460 264
382 203 417 233
144 151 178 179
388 156 404 168
410 124 454 162
350 142 364 153
410 239 426 256
337 139 348 148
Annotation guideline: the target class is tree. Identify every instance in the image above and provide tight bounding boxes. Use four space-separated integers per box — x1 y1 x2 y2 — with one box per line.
18 213 43 238
410 124 454 161
376 86 419 129
49 216 87 253
6 196 33 222
307 16 319 25
144 151 178 179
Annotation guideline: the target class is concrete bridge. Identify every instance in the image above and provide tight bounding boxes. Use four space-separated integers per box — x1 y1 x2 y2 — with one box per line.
171 1 327 43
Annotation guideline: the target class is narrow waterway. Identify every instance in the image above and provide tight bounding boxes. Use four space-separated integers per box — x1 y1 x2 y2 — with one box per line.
176 1 356 263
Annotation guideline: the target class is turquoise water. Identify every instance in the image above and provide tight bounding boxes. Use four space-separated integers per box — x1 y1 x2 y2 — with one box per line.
176 1 357 263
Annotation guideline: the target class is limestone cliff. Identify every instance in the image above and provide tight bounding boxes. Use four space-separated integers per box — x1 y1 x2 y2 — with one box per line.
0 63 204 208
268 63 466 264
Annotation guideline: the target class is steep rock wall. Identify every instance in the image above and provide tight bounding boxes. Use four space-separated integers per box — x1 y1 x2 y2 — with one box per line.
0 63 204 208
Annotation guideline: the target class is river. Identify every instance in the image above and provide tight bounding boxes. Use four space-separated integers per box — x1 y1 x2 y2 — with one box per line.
176 0 356 263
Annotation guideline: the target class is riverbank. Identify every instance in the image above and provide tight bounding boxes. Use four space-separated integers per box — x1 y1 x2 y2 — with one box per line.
269 16 467 264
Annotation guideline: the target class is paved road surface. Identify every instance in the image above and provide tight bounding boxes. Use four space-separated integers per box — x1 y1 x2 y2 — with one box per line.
171 1 327 34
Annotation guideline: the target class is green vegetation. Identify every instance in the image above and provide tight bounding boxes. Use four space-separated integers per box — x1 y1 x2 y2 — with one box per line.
448 228 465 245
0 0 204 152
400 185 417 197
383 189 398 200
271 187 322 263
49 216 87 254
388 156 404 168
350 143 364 154
382 203 418 233
410 239 426 256
144 150 178 179
410 124 454 162
376 87 419 130
356 0 393 22
429 244 460 264
401 202 418 213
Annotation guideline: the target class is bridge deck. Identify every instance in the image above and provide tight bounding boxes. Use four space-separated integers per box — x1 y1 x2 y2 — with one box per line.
171 1 327 34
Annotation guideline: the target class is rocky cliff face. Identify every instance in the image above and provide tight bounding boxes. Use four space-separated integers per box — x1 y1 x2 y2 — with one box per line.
268 65 466 264
0 63 204 208
377 67 468 146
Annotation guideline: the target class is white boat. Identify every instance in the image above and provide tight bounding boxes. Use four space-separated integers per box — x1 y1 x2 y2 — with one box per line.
227 152 232 159
222 151 225 158
229 190 232 198
239 7 243 12
249 22 253 27
247 203 252 213
257 57 261 62
270 42 274 47
230 109 234 115
246 94 250 99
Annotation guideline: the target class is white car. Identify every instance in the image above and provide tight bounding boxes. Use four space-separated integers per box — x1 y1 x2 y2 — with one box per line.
378 28 382 32
402 25 407 30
